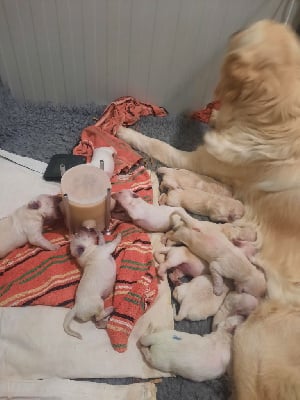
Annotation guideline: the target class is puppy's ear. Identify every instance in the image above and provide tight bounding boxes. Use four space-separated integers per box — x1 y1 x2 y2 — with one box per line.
52 194 63 204
27 200 41 210
131 192 139 198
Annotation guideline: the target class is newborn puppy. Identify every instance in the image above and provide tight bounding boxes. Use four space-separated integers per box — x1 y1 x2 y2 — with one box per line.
139 315 244 382
162 213 257 259
157 167 232 197
166 216 266 298
161 222 257 250
212 291 259 331
112 189 193 232
172 274 230 321
155 245 209 278
159 188 244 222
0 194 62 258
63 229 121 339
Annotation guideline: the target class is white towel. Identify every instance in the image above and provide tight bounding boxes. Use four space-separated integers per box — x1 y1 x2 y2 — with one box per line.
0 378 157 399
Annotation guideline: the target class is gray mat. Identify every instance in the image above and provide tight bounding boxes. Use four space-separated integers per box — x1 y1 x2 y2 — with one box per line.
0 81 230 400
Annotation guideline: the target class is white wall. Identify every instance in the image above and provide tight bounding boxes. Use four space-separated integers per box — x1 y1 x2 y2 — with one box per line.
0 0 295 112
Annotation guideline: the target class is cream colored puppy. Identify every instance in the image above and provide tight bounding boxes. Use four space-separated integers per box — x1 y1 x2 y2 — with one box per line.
157 167 232 197
63 229 121 339
172 274 230 321
161 221 257 247
112 189 194 232
212 291 259 331
0 194 62 258
166 217 266 298
155 245 209 278
139 315 244 382
159 188 244 222
162 212 257 260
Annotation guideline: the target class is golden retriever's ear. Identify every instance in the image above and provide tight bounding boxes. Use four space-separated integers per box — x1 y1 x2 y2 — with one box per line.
216 52 257 102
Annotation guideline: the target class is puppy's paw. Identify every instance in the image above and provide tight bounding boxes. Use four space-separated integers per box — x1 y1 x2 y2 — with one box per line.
49 243 60 251
95 319 108 329
158 193 168 205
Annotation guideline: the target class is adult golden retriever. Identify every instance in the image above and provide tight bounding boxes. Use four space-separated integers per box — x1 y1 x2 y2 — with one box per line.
117 20 300 399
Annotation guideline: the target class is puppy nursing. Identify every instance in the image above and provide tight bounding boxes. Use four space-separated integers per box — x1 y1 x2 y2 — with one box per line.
159 187 244 222
158 167 243 222
63 229 121 339
157 167 232 197
212 291 259 331
166 216 266 298
0 194 62 258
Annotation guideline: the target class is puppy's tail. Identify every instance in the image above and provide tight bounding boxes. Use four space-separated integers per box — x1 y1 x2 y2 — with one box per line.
63 307 82 340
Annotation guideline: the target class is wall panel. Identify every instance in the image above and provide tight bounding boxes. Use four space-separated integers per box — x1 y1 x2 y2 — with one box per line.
0 0 292 112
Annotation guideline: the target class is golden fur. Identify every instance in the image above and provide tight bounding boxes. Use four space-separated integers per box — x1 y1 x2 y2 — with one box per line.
117 19 300 399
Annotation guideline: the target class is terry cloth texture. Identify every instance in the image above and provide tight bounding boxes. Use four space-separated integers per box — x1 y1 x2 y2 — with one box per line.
73 96 167 165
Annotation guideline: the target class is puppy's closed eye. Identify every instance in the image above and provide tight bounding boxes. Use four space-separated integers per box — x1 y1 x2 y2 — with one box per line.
27 200 41 210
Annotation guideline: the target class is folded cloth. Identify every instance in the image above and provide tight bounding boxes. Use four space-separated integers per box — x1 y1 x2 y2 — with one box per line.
0 378 157 400
191 100 221 124
0 278 173 380
73 96 167 169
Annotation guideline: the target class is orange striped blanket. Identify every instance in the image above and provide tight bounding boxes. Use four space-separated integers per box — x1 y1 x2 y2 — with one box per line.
0 166 158 352
0 96 167 353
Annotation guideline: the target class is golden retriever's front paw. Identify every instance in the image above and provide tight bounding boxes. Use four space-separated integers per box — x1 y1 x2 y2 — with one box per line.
116 125 130 139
